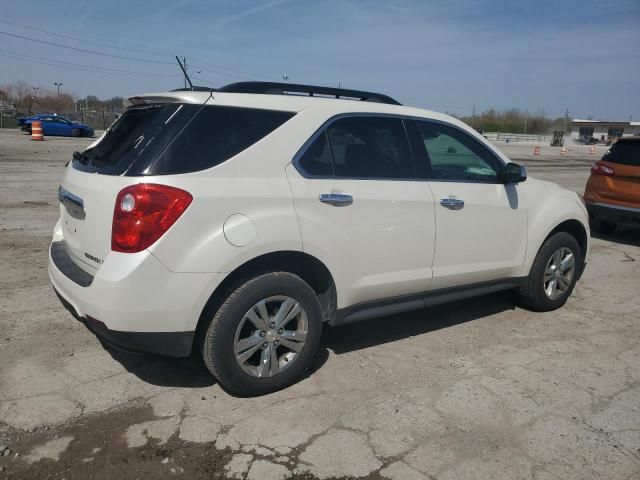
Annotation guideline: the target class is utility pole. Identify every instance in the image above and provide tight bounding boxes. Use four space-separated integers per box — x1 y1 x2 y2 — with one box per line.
54 83 63 114
471 105 476 129
524 109 528 135
564 108 569 133
31 87 39 114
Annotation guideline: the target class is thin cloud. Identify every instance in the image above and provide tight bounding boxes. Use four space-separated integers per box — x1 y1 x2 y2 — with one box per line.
209 0 295 30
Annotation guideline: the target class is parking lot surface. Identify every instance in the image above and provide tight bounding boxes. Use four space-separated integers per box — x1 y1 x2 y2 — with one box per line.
0 129 638 479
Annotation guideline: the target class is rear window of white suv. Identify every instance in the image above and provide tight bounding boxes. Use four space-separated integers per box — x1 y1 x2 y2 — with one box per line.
73 104 295 175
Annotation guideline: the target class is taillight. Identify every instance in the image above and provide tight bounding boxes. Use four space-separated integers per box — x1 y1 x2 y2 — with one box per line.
112 184 192 253
591 162 614 176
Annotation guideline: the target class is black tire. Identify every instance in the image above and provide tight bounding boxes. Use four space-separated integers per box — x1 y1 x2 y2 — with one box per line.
201 272 323 396
518 232 583 312
72 128 81 137
590 219 617 235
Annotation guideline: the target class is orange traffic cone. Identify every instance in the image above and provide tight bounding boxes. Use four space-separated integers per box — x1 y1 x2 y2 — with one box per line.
560 146 567 155
589 145 596 155
31 120 44 141
533 145 540 156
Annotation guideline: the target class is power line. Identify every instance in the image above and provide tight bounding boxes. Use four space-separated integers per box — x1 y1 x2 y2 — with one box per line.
0 31 175 65
0 19 170 58
0 19 262 80
0 52 181 77
0 48 178 76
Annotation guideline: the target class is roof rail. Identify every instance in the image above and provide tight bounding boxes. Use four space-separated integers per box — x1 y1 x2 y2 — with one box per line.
217 81 401 105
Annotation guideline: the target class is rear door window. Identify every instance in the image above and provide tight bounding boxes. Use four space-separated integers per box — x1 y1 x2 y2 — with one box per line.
602 141 640 166
326 116 414 179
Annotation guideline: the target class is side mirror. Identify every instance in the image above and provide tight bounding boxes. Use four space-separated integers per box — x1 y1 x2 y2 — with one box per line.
503 162 527 184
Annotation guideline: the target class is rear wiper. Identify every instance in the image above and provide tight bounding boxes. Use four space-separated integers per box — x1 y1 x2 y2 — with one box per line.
72 151 90 165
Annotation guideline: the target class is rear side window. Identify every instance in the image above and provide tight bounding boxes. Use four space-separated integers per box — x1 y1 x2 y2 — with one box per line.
602 141 640 166
73 104 295 175
149 106 295 175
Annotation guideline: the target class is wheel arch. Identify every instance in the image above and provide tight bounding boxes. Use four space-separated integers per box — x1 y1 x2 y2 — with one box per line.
523 217 589 280
193 250 337 353
545 219 588 262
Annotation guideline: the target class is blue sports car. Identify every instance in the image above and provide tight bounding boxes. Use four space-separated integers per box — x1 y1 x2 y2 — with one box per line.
21 115 94 137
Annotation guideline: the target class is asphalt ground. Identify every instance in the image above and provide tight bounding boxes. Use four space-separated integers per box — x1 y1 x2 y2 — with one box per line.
0 129 638 479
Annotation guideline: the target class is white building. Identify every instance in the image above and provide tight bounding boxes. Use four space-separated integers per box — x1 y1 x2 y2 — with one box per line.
571 119 640 144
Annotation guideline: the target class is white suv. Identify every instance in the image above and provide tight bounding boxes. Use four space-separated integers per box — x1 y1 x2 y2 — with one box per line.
49 82 589 395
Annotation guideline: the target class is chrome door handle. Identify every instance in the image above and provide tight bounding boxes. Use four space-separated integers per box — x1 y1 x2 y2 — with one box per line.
319 193 353 206
440 197 464 210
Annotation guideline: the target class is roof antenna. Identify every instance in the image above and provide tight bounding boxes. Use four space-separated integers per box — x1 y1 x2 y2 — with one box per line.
176 56 194 90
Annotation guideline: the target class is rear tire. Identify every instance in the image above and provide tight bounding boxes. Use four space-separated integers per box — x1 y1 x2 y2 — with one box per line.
201 272 323 396
590 219 617 235
518 232 583 312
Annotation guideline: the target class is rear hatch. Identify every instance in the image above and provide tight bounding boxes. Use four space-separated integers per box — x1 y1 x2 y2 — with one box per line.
58 96 296 274
596 140 640 206
59 101 202 274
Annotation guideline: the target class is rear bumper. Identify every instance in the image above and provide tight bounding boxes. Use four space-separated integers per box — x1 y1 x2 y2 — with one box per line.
586 202 640 227
48 231 223 357
52 287 194 357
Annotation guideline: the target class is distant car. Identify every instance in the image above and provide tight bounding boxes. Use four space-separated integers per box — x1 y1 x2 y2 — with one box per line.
584 137 640 233
584 137 597 145
19 114 72 130
18 114 52 128
24 115 94 137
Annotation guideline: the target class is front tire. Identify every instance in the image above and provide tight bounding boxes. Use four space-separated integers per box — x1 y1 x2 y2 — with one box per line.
518 232 583 311
201 272 323 396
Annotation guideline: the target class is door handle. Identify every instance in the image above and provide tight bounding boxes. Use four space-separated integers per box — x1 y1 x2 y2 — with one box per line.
440 197 464 210
319 193 353 206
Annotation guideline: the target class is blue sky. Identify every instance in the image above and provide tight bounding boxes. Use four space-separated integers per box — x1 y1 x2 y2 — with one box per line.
0 0 638 119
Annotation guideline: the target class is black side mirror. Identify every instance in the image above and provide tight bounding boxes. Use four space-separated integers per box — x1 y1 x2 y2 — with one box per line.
503 162 527 184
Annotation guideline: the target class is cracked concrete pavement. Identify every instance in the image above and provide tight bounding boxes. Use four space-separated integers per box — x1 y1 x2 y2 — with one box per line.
0 130 639 479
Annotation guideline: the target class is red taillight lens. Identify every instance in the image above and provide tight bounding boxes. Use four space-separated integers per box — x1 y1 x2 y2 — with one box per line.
591 162 614 176
112 184 192 253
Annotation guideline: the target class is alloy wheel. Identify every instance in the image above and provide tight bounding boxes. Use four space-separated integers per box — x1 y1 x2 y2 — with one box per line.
543 247 576 300
233 295 308 378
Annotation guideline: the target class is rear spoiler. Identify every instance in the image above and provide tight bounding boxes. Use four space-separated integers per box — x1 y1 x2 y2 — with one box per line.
123 92 212 108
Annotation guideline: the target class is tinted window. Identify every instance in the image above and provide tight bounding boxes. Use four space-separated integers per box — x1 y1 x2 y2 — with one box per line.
325 116 413 179
73 104 294 175
149 106 295 175
298 131 334 175
73 103 189 175
415 121 501 182
601 141 640 166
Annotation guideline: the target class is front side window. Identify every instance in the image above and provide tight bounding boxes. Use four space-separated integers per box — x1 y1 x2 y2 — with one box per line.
414 121 501 183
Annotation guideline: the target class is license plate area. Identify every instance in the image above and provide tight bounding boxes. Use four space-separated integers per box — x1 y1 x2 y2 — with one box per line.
59 186 85 220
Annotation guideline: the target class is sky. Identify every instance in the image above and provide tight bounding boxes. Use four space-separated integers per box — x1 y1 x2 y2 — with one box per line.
0 0 638 120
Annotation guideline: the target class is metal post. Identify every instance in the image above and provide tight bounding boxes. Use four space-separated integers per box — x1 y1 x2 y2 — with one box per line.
524 110 528 135
564 108 569 133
